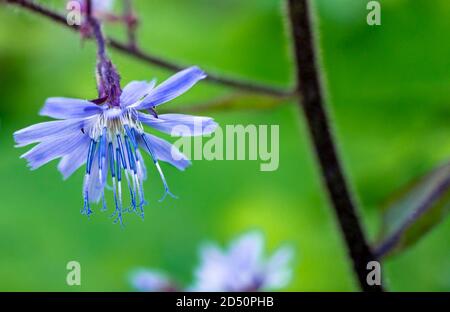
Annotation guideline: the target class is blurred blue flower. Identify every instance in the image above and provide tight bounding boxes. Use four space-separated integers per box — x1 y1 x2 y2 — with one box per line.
91 0 115 14
190 231 294 291
14 66 217 223
130 231 294 292
70 0 115 17
129 269 175 292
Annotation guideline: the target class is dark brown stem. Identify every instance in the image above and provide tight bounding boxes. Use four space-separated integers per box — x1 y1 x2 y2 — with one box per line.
3 0 293 97
287 0 384 292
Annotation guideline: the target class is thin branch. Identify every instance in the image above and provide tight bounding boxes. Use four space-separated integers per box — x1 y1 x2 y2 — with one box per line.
3 0 293 97
4 0 71 27
160 93 294 114
287 0 384 292
375 167 450 259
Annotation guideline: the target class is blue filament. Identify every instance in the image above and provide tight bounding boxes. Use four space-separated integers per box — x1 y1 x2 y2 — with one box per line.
124 124 137 148
86 139 97 174
108 142 115 178
141 133 177 201
116 148 122 182
98 127 107 173
125 136 137 173
116 134 127 169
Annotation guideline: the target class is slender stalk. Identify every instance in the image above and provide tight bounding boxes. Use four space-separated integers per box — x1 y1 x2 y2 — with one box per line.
85 0 121 105
3 0 292 97
86 4 106 59
286 0 383 292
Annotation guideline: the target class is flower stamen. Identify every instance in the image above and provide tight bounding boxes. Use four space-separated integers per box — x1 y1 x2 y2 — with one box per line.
141 133 177 202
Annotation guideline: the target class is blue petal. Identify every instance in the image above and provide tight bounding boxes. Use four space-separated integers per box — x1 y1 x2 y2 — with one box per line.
57 136 91 180
14 118 90 147
120 80 156 108
189 244 229 292
129 269 171 292
138 133 191 171
40 97 104 119
264 246 294 290
229 231 264 269
135 66 206 109
21 132 89 170
138 113 217 137
92 0 114 12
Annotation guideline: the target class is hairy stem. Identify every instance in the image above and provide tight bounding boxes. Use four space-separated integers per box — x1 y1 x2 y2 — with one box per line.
287 0 383 291
86 3 106 60
85 0 121 105
3 0 292 97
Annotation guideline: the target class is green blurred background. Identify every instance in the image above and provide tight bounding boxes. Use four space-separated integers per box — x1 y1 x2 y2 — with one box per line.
0 0 449 291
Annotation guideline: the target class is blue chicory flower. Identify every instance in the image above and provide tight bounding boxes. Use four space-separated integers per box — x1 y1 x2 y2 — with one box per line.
189 231 294 292
14 66 217 223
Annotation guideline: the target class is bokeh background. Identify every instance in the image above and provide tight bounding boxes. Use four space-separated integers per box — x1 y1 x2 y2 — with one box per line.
0 0 449 291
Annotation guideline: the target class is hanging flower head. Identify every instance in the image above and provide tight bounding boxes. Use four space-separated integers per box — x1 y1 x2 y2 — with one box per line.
15 1 216 224
14 66 217 223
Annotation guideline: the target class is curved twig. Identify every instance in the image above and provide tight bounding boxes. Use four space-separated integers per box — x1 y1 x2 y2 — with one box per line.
3 0 294 97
